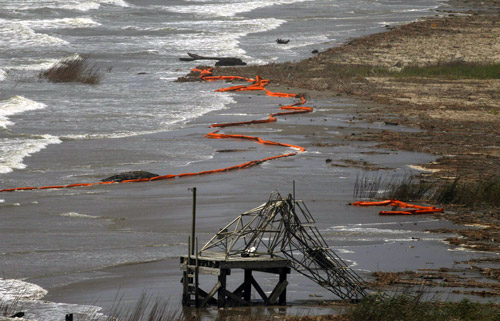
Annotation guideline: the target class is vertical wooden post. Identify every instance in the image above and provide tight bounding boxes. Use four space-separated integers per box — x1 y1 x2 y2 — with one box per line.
218 269 228 307
182 236 191 306
279 268 287 305
243 269 252 303
190 187 197 255
195 237 199 307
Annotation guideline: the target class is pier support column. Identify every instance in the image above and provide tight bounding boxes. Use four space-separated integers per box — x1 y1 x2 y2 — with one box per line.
278 268 287 305
243 269 252 302
217 269 228 308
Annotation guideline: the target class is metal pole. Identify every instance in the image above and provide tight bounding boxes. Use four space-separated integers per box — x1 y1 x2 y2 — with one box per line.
292 180 296 211
191 187 197 255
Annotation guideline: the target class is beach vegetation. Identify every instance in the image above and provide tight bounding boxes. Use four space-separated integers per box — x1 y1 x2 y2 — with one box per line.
353 174 500 208
383 176 435 201
39 55 105 85
432 177 500 208
348 294 500 321
396 61 500 80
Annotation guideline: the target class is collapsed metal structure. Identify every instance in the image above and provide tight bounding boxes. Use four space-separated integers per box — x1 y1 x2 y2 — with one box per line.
199 192 367 301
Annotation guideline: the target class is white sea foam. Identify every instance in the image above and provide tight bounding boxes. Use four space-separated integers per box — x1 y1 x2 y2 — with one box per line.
0 21 68 48
0 96 47 129
60 212 101 219
329 226 411 235
0 279 106 321
0 135 62 174
157 18 285 60
0 69 6 81
9 59 60 71
167 0 313 17
0 279 47 302
21 17 101 29
61 91 235 141
0 0 128 11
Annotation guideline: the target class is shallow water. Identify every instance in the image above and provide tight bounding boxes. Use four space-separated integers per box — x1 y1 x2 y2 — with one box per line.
3 0 495 320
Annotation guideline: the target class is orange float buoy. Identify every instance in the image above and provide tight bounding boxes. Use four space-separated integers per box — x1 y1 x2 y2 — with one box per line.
350 199 443 215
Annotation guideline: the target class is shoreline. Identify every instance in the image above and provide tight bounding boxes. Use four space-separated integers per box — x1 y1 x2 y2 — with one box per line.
206 0 500 299
218 1 499 180
1 1 498 318
215 1 499 253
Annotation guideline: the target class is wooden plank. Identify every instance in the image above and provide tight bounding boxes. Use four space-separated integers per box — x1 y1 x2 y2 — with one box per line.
233 281 247 295
268 280 288 305
200 282 221 307
253 267 291 274
219 260 290 269
223 289 250 306
250 274 268 304
198 288 217 305
180 265 221 275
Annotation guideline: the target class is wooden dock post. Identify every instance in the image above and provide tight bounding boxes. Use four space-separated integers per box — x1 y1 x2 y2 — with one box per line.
181 255 290 307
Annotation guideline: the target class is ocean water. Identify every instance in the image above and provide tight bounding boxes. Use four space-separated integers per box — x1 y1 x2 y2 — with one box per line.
0 0 448 181
2 0 483 320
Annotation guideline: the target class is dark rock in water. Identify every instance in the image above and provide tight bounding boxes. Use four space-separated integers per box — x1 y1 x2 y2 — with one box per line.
325 158 332 163
311 49 319 54
137 72 148 75
216 149 247 153
66 313 74 321
276 38 290 44
215 58 246 66
179 53 246 67
101 171 159 182
10 312 25 318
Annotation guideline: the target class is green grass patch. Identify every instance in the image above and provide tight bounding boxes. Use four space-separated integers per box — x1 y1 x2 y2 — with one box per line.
397 61 500 79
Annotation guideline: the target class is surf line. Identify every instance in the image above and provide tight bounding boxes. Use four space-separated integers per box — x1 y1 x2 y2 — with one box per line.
0 68 313 193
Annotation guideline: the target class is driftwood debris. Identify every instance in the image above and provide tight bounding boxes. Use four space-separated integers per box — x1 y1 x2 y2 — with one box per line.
276 38 290 44
179 53 246 66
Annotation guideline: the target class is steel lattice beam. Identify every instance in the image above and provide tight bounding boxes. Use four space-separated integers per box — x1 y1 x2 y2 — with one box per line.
200 192 367 301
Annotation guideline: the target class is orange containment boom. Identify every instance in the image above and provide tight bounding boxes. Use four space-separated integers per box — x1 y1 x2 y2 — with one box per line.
350 199 443 215
0 67 313 193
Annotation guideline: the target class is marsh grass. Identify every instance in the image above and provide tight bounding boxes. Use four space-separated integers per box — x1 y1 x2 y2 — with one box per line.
353 174 384 199
100 294 182 321
39 56 104 85
433 177 500 207
349 294 500 321
397 61 500 79
353 174 500 208
353 174 434 201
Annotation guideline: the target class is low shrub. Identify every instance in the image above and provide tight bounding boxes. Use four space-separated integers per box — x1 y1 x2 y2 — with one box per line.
39 55 104 85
